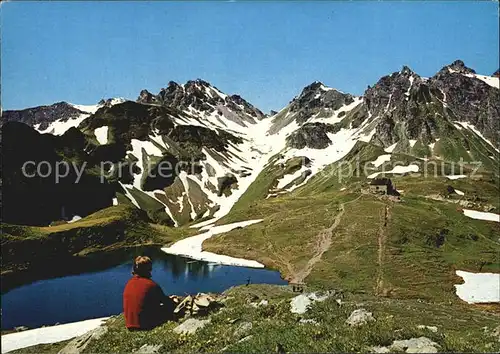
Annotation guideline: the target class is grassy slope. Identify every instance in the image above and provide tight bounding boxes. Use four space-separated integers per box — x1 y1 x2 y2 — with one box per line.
74 285 500 353
6 141 500 353
205 142 500 302
1 205 196 276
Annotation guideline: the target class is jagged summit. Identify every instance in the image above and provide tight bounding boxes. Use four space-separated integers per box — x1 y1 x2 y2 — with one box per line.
399 65 416 76
136 79 264 122
266 81 360 135
436 59 477 76
137 89 155 104
364 66 423 119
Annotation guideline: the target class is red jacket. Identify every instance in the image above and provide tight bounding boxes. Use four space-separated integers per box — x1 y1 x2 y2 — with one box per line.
123 275 167 329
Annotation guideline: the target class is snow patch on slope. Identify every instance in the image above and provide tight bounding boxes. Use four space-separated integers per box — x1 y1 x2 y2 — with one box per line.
455 270 500 304
384 143 398 153
35 114 89 136
126 139 164 189
368 164 419 179
463 73 499 89
462 209 500 222
448 68 499 89
178 172 198 221
309 97 363 124
1 317 109 354
454 121 499 152
94 126 109 145
276 165 309 190
162 219 264 267
371 154 392 168
445 175 467 180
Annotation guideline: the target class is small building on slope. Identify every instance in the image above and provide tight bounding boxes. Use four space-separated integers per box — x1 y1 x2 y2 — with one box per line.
369 178 400 196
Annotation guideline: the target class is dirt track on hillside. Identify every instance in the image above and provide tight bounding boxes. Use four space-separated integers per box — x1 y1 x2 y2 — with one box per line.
290 195 363 284
375 204 390 296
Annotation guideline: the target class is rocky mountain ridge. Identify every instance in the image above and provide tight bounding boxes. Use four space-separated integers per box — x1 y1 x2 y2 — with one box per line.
1 60 498 227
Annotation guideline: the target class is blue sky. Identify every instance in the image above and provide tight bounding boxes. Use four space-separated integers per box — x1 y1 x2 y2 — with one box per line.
1 1 498 113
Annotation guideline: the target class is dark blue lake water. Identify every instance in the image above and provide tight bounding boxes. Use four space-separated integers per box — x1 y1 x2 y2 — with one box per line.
1 248 286 330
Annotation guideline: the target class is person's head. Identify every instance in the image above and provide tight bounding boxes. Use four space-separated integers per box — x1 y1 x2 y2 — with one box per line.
132 256 153 278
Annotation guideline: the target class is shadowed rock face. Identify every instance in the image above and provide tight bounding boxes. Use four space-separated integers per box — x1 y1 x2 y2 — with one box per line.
1 122 115 226
1 102 85 130
286 122 335 149
217 174 238 197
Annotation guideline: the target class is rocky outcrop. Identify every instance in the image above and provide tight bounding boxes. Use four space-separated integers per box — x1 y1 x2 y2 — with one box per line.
438 59 476 75
288 82 355 124
364 66 445 146
58 323 108 354
286 122 336 149
289 291 334 314
137 89 157 104
345 308 375 326
173 318 211 335
217 174 238 197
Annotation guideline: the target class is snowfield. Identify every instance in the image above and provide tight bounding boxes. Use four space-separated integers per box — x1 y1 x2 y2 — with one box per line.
462 209 500 222
35 114 89 136
384 143 398 153
368 164 419 179
70 103 99 114
371 154 392 168
162 219 265 267
454 270 500 304
445 175 467 180
94 126 109 145
448 68 500 89
1 317 109 353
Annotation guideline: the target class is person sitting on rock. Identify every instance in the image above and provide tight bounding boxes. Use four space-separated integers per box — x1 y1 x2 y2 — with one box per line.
123 256 174 330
